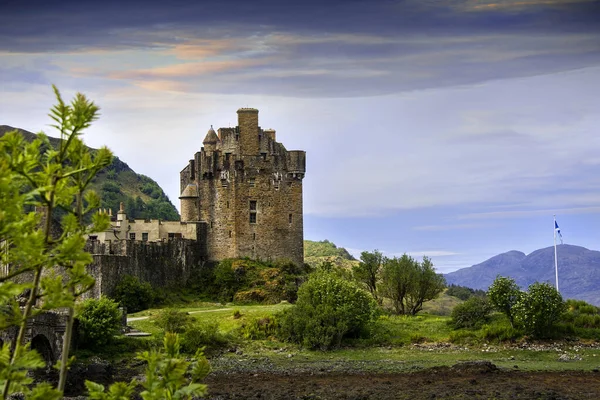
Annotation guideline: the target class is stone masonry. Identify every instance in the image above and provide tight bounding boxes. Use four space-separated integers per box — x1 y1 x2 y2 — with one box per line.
179 108 306 267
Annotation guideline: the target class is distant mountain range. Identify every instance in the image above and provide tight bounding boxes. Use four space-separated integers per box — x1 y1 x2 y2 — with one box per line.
445 244 600 305
0 125 179 220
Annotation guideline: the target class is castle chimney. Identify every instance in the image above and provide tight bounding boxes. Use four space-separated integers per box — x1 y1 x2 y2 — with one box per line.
237 108 259 155
117 201 126 226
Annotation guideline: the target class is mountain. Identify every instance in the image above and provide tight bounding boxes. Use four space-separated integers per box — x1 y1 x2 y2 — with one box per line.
304 240 358 269
0 125 179 220
445 245 600 305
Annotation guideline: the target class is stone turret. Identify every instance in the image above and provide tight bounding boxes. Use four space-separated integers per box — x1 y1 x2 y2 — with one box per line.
179 184 199 222
202 126 218 151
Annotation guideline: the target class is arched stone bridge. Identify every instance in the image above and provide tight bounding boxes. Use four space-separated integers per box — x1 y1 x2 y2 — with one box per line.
0 311 69 367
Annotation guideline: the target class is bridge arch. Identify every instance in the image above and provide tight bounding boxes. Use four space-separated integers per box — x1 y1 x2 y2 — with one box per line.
31 334 54 367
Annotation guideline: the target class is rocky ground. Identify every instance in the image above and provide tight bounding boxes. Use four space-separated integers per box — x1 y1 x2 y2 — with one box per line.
204 362 600 399
59 342 600 399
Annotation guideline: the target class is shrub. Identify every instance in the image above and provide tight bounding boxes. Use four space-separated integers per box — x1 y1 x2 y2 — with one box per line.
450 297 493 329
112 275 155 313
152 309 194 333
448 329 479 345
276 271 378 350
446 284 486 301
180 321 230 355
514 282 565 338
239 316 278 340
77 297 122 348
480 319 521 342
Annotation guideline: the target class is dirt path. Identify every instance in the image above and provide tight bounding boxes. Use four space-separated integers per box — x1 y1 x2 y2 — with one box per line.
204 363 600 399
127 308 228 322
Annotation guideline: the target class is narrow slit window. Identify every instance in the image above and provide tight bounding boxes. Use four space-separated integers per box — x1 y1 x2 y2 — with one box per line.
289 213 293 224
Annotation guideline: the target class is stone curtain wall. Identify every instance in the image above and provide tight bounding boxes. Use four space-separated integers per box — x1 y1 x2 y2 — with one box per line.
84 236 208 299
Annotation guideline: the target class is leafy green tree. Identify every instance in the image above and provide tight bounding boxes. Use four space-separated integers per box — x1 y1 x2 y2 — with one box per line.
77 297 122 347
277 270 378 350
352 250 384 304
514 282 566 338
0 85 112 397
379 254 445 315
380 254 415 314
405 256 446 315
0 86 210 399
487 276 522 327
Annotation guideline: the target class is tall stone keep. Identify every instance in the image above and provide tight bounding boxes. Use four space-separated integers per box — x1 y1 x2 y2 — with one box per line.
180 108 306 267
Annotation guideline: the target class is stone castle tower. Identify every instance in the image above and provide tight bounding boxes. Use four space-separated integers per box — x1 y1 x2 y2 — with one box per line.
179 108 306 267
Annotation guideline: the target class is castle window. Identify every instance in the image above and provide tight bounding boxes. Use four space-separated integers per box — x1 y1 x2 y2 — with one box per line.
253 233 256 240
261 153 267 161
249 200 257 224
227 201 229 209
289 213 293 224
142 232 148 242
225 153 231 161
249 178 255 187
129 233 136 240
168 233 175 240
229 230 232 238
210 221 213 228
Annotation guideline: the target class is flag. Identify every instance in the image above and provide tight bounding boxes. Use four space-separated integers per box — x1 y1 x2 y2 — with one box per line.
555 220 563 244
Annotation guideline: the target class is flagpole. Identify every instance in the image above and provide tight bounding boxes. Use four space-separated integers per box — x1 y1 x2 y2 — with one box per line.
554 214 559 291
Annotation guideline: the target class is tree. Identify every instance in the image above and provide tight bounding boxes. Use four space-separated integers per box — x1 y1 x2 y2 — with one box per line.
379 254 445 315
514 282 565 338
352 250 384 304
487 276 522 327
0 85 112 398
0 86 210 399
405 256 446 315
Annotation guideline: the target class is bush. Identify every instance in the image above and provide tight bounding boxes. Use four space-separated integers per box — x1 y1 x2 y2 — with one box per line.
480 319 521 342
77 297 122 348
276 271 378 350
152 309 194 333
112 275 155 313
239 316 278 340
446 284 486 301
450 297 493 329
180 321 230 355
514 282 565 338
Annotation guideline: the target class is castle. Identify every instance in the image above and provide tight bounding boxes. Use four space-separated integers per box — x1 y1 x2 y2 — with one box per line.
179 108 306 267
91 108 306 268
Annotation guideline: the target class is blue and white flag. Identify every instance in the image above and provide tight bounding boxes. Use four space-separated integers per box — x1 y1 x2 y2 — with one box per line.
555 220 563 244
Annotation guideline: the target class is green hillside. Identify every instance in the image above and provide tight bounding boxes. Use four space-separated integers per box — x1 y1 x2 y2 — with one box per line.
0 125 179 221
304 239 358 269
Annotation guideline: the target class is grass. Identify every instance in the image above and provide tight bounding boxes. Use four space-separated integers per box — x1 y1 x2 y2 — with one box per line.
125 302 600 374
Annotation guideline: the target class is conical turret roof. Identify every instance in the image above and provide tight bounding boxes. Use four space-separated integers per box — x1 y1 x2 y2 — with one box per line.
180 183 199 198
203 125 218 144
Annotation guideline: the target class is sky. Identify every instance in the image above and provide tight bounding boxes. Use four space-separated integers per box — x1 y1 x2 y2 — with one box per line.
1 0 600 273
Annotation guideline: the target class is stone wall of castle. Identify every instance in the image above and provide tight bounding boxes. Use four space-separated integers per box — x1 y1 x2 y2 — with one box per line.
83 235 208 299
180 108 306 267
